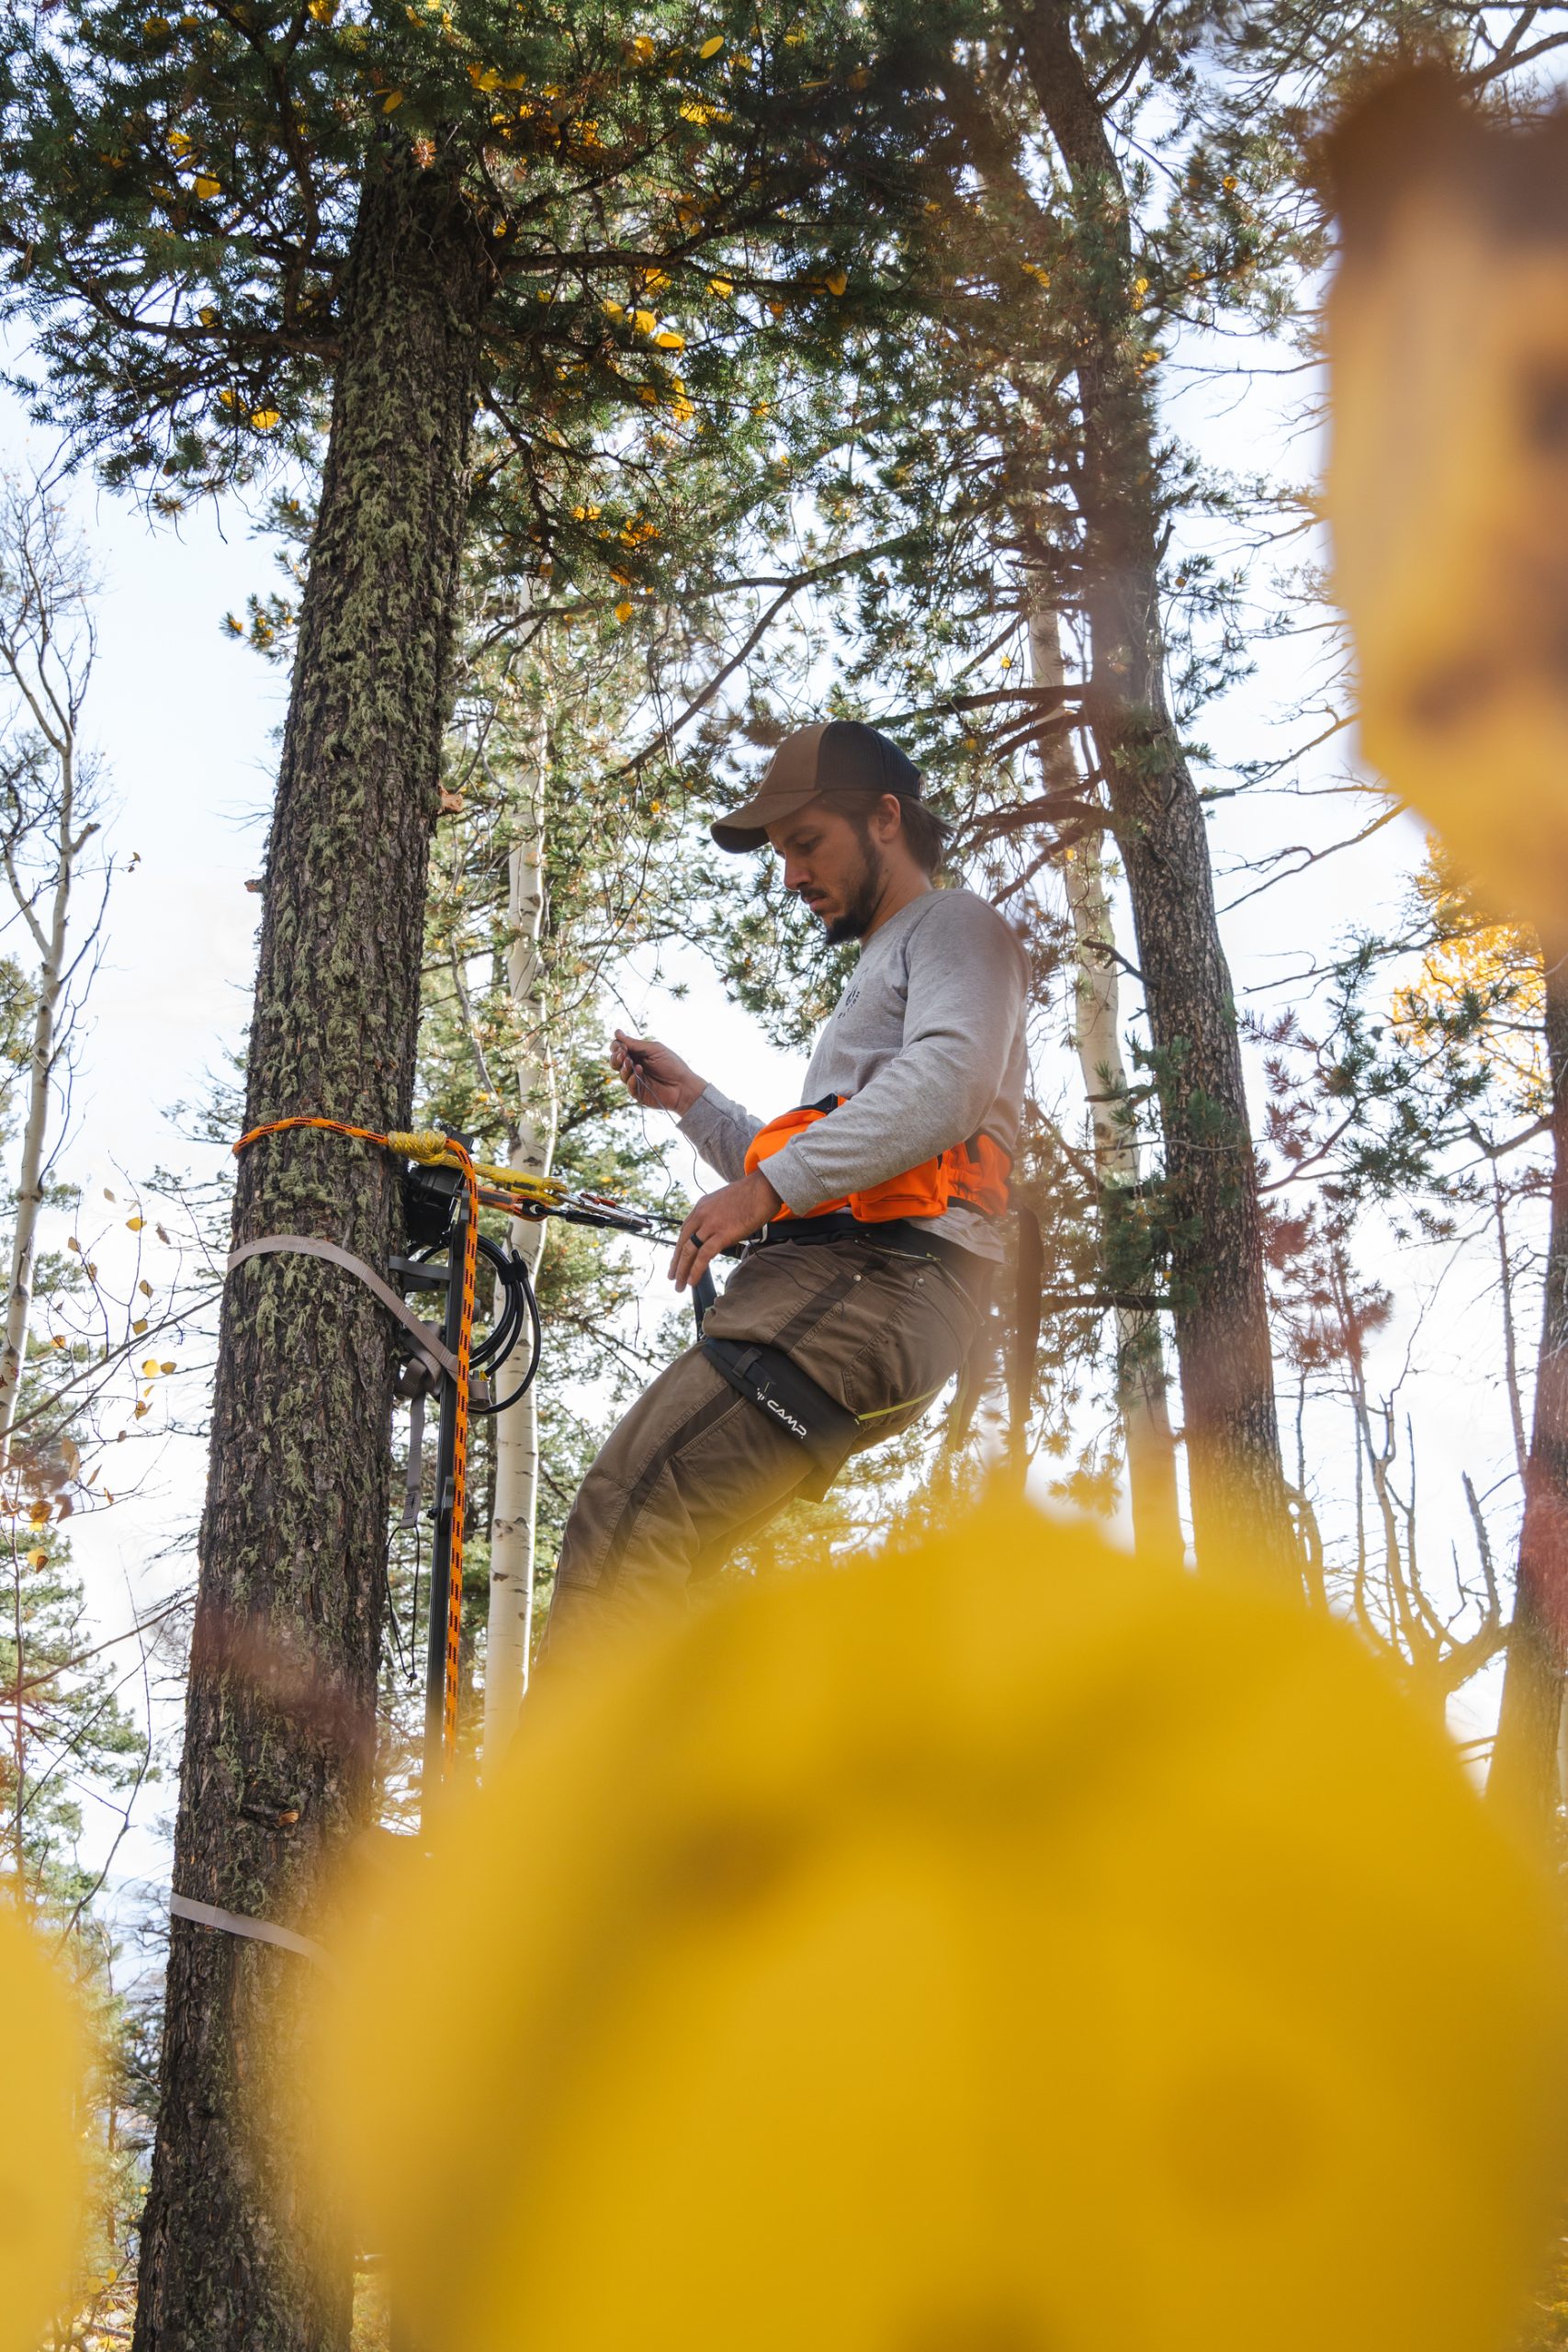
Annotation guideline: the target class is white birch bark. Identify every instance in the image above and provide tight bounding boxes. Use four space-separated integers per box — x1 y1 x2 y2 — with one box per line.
1027 604 1182 1551
0 776 74 1470
483 708 556 1762
0 486 100 1480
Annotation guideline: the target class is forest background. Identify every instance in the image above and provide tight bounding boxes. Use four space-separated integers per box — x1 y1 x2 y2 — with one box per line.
0 2 1563 2342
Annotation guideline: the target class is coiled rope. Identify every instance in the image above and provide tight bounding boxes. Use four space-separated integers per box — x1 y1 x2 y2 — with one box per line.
232 1116 480 1767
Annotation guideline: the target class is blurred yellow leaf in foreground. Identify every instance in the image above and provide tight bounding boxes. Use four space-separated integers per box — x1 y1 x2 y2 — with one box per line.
1328 72 1568 946
0 1903 84 2348
309 1498 1567 2352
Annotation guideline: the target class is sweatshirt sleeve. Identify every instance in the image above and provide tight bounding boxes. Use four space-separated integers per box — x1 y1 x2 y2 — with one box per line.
677 1081 765 1185
763 896 1026 1217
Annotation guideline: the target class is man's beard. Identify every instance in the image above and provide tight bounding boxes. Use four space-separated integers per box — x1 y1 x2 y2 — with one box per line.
822 841 887 944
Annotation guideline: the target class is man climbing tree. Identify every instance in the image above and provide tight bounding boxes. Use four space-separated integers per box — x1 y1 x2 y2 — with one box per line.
0 3 943 2344
547 718 1029 1646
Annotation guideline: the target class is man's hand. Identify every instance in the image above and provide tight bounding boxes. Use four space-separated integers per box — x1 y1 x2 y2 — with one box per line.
669 1169 783 1294
611 1030 706 1117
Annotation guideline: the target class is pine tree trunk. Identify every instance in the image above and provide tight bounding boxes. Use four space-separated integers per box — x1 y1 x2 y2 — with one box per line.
1026 605 1182 1554
132 149 491 2352
1489 953 1568 1830
484 710 556 1764
1019 2 1293 1576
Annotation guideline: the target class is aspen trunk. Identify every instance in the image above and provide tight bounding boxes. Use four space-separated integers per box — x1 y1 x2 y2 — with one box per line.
1490 951 1568 1829
484 713 556 1764
1027 606 1182 1554
132 150 491 2352
0 767 73 1469
1019 3 1293 1576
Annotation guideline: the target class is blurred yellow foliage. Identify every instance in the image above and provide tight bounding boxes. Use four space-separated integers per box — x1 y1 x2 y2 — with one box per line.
1392 846 1545 1114
0 1902 84 2348
308 1498 1568 2352
1329 75 1568 947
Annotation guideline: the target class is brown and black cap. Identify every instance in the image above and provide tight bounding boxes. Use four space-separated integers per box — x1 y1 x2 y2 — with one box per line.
710 719 924 854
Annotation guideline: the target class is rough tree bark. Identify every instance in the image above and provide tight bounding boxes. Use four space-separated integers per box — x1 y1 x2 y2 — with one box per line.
1027 604 1182 1553
484 705 556 1764
132 149 491 2352
1018 0 1294 1576
1489 951 1568 1831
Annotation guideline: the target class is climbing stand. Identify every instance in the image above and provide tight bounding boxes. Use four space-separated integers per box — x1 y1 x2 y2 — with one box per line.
233 1116 711 1814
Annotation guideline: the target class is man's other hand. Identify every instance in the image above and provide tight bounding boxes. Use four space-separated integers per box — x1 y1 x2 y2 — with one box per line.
670 1169 783 1293
611 1030 705 1116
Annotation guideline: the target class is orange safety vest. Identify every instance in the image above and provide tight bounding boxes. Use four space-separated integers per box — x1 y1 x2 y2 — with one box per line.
744 1093 1011 1224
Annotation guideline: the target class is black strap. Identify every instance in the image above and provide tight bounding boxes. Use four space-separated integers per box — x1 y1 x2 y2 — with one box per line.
752 1213 987 1288
700 1336 862 1502
595 1258 866 1580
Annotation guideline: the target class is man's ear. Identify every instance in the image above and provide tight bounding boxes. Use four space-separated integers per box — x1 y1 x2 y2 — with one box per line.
875 792 904 844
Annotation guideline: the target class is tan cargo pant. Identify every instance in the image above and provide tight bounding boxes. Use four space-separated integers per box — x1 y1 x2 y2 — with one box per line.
544 1236 987 1651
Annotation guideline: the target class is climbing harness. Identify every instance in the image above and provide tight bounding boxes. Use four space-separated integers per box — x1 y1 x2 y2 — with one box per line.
230 1115 711 1801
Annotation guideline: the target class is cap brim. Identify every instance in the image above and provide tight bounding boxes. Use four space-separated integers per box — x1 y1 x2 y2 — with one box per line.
710 783 821 854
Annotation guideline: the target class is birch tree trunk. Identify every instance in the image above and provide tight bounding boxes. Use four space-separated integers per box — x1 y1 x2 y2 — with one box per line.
0 741 76 1471
1026 606 1182 1554
0 486 101 1476
483 708 556 1763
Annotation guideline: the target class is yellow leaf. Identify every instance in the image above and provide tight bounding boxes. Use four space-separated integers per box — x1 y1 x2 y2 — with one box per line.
131 1319 148 1336
65 1238 79 1254
133 1402 149 1420
50 1335 65 1351
168 130 193 154
143 14 171 30
160 1360 176 1374
219 389 237 408
1327 79 1568 944
304 1493 1568 2352
250 409 281 430
28 1501 50 1525
138 1280 152 1298
126 1216 144 1233
653 330 684 351
630 33 656 60
699 34 724 57
141 1359 159 1377
602 300 625 319
28 1548 47 1569
709 277 732 298
614 601 634 623
381 89 405 111
193 175 221 198
825 267 847 297
197 305 219 326
631 308 657 334
308 0 335 17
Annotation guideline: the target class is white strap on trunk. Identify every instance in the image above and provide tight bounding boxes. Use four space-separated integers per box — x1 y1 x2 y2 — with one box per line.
227 1232 459 1385
169 1891 342 1980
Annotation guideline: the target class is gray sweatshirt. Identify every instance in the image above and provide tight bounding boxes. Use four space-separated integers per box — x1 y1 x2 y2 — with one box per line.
679 888 1029 1263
